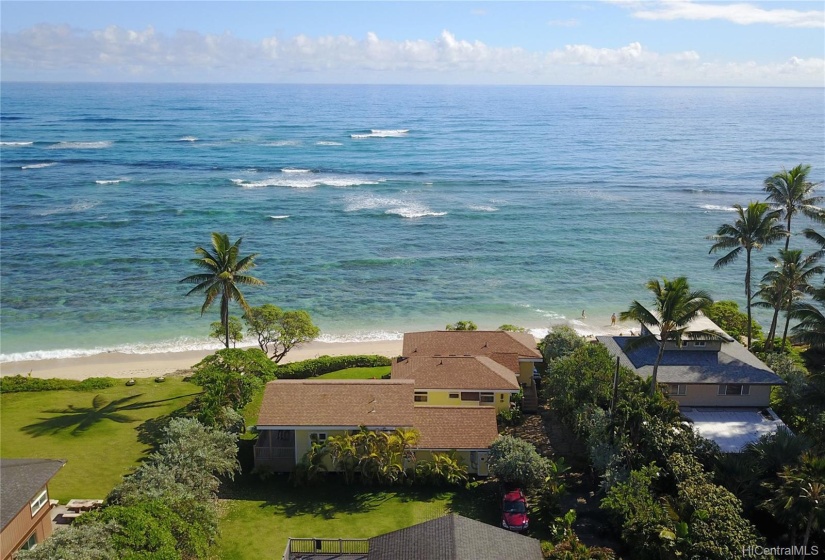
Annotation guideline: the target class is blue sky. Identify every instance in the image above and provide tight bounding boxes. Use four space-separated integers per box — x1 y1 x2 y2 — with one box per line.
1 1 823 85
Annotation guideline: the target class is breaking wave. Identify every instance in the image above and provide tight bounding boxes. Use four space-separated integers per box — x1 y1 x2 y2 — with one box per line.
21 162 57 169
351 129 409 139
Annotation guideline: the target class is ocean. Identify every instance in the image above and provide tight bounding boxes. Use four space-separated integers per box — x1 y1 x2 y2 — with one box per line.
1 83 823 361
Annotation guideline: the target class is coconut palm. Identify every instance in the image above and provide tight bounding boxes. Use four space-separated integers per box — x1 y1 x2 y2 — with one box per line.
754 280 786 348
762 249 824 351
620 277 721 396
764 164 824 251
791 286 825 351
180 233 264 348
708 202 787 348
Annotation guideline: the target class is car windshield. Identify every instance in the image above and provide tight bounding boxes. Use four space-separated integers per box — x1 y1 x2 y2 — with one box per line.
504 500 527 513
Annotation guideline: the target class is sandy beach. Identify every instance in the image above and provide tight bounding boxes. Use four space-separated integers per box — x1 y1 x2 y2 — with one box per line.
0 340 404 381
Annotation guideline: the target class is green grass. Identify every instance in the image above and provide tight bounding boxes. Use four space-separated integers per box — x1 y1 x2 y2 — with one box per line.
313 366 391 380
0 377 200 501
215 474 500 560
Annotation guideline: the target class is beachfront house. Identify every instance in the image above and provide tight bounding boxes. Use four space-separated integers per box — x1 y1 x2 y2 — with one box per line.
391 355 520 411
1 458 64 560
401 331 543 412
597 314 788 452
253 380 499 475
281 513 543 560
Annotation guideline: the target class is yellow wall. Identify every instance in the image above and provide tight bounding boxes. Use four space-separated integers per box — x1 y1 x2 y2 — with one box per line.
414 390 511 411
519 361 536 386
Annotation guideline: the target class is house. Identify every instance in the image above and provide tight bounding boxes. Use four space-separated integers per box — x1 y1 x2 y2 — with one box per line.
391 356 520 411
597 314 784 408
1 458 65 560
597 314 788 451
282 513 543 560
253 380 498 475
402 331 543 411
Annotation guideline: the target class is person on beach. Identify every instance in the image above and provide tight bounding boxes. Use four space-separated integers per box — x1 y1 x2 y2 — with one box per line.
581 310 586 319
611 313 617 326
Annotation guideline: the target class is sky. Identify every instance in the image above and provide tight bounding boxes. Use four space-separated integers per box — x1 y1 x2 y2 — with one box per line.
1 1 823 86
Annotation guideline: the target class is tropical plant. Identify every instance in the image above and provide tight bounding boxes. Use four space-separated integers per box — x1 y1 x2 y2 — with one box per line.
446 320 477 331
708 201 786 348
489 435 551 489
244 304 320 362
620 276 721 396
754 279 787 348
764 164 824 251
540 324 586 363
792 286 825 351
209 316 243 348
292 441 329 486
416 451 468 486
180 232 264 349
326 432 359 485
498 323 527 332
704 300 762 343
762 249 824 350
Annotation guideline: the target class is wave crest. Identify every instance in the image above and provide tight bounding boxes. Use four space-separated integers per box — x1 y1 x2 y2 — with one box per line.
47 141 113 149
22 162 57 170
351 129 409 139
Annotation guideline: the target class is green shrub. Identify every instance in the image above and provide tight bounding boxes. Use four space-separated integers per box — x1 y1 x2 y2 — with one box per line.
0 375 117 393
496 407 523 427
275 355 392 379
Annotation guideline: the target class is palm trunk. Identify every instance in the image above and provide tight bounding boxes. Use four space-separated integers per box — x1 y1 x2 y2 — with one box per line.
221 293 230 349
785 214 792 251
767 307 780 351
650 338 666 396
781 303 792 352
801 509 814 560
746 249 753 348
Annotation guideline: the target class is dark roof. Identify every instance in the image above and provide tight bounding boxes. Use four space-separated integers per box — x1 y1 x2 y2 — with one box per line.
1 458 65 530
368 513 543 560
597 336 784 385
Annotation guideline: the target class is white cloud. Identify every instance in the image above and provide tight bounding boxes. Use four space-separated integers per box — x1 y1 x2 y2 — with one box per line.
626 0 824 28
0 24 822 86
548 18 581 27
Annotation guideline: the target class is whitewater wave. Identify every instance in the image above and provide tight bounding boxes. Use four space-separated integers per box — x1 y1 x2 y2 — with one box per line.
351 129 409 139
178 136 198 142
468 205 498 212
21 162 57 170
232 173 381 189
281 168 311 174
37 200 101 216
700 204 737 212
269 215 290 220
0 336 226 363
316 141 343 146
47 141 113 149
95 178 129 185
1 141 33 146
263 140 301 147
316 331 404 343
344 195 447 219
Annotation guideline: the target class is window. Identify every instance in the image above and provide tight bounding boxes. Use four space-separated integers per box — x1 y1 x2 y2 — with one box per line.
21 534 37 551
461 392 480 401
693 341 706 347
480 392 495 405
30 489 48 516
666 384 687 396
718 384 750 396
309 432 327 445
448 393 459 399
414 391 428 403
500 394 505 402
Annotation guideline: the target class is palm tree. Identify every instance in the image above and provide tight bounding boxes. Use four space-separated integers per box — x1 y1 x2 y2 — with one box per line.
791 286 825 351
754 280 786 348
180 233 265 348
708 202 786 348
764 164 824 251
620 277 721 396
762 249 824 351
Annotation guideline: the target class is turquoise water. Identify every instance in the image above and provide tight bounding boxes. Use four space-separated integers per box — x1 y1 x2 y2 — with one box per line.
1 84 823 360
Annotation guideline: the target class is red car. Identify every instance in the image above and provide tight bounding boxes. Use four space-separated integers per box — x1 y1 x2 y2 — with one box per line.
501 489 529 532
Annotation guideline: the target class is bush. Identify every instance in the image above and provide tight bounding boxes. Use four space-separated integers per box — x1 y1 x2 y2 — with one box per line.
489 435 551 489
496 407 524 427
541 325 586 363
705 300 763 342
275 354 392 379
0 375 117 393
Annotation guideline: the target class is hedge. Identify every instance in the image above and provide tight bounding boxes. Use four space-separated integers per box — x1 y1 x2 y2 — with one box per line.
274 355 392 379
0 375 117 393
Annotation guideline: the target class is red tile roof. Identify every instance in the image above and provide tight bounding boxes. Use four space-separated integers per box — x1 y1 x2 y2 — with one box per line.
391 356 519 390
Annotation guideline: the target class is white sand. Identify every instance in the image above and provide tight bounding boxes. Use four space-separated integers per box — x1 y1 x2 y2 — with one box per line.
0 340 403 381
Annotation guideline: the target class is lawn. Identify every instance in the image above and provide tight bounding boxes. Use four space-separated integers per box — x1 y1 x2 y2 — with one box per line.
0 377 200 501
313 366 391 379
215 473 501 560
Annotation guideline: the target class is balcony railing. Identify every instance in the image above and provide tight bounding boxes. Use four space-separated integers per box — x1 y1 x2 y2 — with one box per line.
283 538 369 559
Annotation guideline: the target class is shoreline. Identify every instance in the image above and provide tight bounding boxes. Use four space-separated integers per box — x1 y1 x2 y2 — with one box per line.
0 316 634 381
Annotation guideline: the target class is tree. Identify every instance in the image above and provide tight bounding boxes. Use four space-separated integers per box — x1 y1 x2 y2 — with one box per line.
763 164 823 251
209 316 243 348
704 300 762 343
180 232 264 349
762 249 824 350
792 286 825 351
541 325 586 363
754 280 786 348
16 521 117 560
498 324 527 332
489 435 551 489
244 304 320 363
620 277 721 396
708 201 786 348
446 320 477 331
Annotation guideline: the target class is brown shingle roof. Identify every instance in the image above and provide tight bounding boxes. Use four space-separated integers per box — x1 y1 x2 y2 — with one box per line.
256 380 415 428
391 356 519 391
402 331 542 361
413 407 499 450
